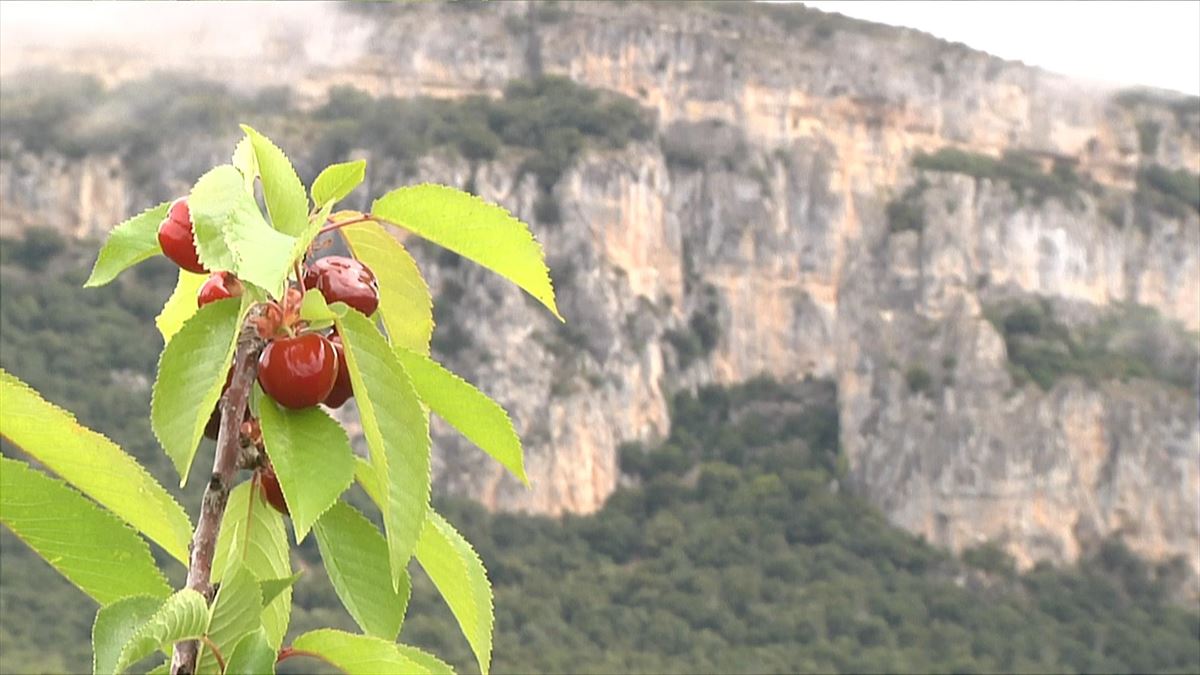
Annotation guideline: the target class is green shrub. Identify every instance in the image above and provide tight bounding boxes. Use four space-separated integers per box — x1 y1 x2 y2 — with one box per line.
1137 165 1200 216
912 148 1084 207
905 365 933 395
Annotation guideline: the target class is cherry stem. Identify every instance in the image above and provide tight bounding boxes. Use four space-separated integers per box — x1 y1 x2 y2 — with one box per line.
318 214 374 234
276 646 325 665
198 635 227 673
170 308 268 675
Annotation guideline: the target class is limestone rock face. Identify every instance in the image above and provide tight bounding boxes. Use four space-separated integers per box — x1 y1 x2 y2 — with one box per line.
2 2 1197 584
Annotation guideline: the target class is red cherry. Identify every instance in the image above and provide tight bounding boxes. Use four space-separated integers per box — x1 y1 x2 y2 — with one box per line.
197 272 243 308
157 198 207 274
258 463 288 516
257 333 339 409
323 333 353 408
304 256 379 316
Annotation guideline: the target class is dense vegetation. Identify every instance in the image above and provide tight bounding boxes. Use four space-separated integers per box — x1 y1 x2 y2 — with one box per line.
0 70 652 225
912 148 1086 207
2 236 1196 674
1137 165 1200 218
986 296 1199 391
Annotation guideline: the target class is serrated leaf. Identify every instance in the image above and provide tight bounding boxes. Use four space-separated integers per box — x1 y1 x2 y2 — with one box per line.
189 164 297 298
298 289 337 331
0 456 172 605
395 348 527 484
313 501 411 641
232 137 259 194
155 269 208 344
0 369 192 564
151 298 241 485
312 159 366 208
114 589 209 673
257 397 355 543
212 481 292 649
224 629 275 675
259 572 301 608
371 183 562 320
84 202 170 288
340 221 433 354
197 564 263 675
415 510 494 675
394 645 456 675
241 125 308 237
93 596 163 675
334 310 431 590
291 629 430 674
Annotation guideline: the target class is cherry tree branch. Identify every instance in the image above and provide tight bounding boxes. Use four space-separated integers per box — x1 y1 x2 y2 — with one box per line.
171 311 266 675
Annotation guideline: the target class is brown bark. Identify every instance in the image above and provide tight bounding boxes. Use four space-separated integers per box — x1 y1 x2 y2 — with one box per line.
170 318 265 675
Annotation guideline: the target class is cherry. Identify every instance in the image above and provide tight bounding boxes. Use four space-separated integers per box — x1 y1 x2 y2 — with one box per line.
157 198 207 274
257 462 288 516
304 256 379 316
323 333 353 408
257 333 339 409
197 271 243 308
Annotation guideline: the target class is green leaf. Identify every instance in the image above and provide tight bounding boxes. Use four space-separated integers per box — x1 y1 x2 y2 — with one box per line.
0 456 172 605
114 589 209 673
291 629 430 674
197 564 262 675
312 160 366 208
232 137 259 194
333 309 431 590
259 572 301 608
241 125 308 237
212 481 293 649
415 510 494 675
189 164 297 298
313 502 411 641
84 201 170 288
371 183 562 320
298 289 337 331
394 645 455 675
151 298 242 485
145 663 168 675
154 269 208 344
395 348 527 484
0 370 192 564
340 221 433 354
257 397 355 542
224 629 275 675
93 596 163 675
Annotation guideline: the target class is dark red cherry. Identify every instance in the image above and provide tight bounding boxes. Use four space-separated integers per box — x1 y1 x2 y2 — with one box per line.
258 462 288 516
323 333 353 408
157 198 206 274
257 333 339 409
304 256 379 316
197 271 243 307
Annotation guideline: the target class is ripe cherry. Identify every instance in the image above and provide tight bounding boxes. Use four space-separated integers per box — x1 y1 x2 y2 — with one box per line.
258 462 288 516
157 198 207 274
323 333 353 409
257 333 339 409
304 256 379 316
197 271 243 308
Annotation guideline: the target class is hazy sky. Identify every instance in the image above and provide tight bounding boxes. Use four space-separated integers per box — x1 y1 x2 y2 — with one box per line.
804 1 1200 95
0 1 1197 95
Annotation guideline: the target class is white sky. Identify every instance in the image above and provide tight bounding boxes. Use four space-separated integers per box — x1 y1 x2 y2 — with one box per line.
803 1 1200 95
0 1 1197 96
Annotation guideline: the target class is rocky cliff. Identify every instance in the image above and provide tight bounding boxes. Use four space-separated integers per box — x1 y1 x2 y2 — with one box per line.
2 2 1198 583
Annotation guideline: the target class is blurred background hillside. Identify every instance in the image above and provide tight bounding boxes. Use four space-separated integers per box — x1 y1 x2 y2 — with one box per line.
1 2 1198 673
